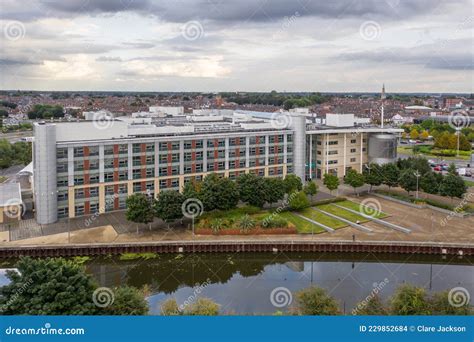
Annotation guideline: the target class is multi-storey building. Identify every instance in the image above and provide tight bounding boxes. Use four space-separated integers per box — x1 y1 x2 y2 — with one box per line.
32 109 402 224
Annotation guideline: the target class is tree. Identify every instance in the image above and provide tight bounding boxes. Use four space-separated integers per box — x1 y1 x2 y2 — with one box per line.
353 295 388 315
27 104 64 119
105 286 148 315
288 191 310 210
184 298 220 316
389 284 431 315
447 163 457 175
182 181 199 200
262 177 285 207
200 173 239 211
236 173 266 207
125 193 154 232
294 287 340 315
382 163 400 189
397 156 431 175
303 180 318 200
283 174 303 194
323 173 339 195
344 169 365 195
439 173 467 200
154 190 184 225
410 128 419 140
420 130 430 140
0 257 98 314
420 171 441 194
430 291 472 315
363 164 383 192
398 168 418 195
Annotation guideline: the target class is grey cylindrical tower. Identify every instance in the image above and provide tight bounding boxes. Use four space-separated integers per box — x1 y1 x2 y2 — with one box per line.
290 114 306 182
368 133 398 165
34 123 58 224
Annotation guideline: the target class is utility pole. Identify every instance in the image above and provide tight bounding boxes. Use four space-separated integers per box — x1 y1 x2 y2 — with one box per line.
414 171 421 199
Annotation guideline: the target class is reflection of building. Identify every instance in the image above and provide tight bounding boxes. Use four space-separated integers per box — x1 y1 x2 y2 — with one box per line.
285 261 304 272
32 108 402 223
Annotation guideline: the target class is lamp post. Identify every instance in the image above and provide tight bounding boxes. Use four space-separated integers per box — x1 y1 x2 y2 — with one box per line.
414 171 421 199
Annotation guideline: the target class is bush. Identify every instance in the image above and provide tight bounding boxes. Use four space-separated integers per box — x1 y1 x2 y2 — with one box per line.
389 284 431 315
238 214 256 232
430 291 472 315
160 298 181 315
353 295 388 315
261 217 288 229
184 298 220 316
288 191 310 211
294 287 340 315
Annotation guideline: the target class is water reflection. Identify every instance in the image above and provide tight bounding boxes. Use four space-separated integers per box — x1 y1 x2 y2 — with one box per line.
84 253 474 315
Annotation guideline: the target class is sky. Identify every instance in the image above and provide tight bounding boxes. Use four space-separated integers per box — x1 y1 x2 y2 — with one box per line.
0 0 473 93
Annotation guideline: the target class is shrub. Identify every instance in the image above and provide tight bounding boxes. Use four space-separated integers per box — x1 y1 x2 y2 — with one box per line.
288 191 310 210
160 298 181 315
238 214 256 232
389 284 431 315
294 287 340 315
184 298 220 316
430 291 472 315
210 218 225 234
262 217 288 229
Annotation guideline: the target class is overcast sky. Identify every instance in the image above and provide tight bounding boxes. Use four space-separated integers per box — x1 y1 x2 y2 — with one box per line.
0 0 472 93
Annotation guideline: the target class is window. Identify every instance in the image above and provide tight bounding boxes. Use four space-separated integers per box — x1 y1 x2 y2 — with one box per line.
350 158 356 162
350 148 356 153
89 187 99 198
74 176 84 185
57 191 68 202
74 147 84 157
89 174 100 184
328 150 338 155
57 162 67 173
58 207 68 218
75 189 85 199
75 204 85 216
104 172 114 182
88 146 99 156
104 145 114 155
57 148 67 159
350 139 356 144
328 141 338 145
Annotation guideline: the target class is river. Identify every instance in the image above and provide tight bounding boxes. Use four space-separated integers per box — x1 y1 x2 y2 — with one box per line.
1 252 472 314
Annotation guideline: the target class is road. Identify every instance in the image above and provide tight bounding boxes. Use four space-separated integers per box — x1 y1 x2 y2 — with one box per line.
0 130 33 143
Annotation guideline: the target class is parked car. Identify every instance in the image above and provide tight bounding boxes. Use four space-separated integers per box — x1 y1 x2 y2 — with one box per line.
433 166 442 171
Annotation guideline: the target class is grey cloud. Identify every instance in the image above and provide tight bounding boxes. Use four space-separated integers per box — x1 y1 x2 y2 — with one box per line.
2 0 469 22
96 56 122 62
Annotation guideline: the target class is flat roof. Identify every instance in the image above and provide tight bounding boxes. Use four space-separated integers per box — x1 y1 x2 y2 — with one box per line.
0 182 22 207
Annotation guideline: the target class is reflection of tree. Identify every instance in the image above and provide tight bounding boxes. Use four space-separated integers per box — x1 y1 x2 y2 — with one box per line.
84 252 473 296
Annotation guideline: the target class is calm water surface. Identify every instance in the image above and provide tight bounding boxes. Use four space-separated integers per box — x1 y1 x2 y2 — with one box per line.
1 253 472 314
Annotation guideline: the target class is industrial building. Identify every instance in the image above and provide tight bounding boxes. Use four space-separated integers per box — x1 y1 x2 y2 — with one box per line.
32 108 402 224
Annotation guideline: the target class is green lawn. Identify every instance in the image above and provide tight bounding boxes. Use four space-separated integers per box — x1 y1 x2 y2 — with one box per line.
315 203 370 223
336 200 387 219
465 180 474 188
277 211 326 234
299 208 347 229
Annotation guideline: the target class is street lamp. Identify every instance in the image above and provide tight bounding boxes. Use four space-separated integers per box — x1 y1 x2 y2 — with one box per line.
414 171 421 199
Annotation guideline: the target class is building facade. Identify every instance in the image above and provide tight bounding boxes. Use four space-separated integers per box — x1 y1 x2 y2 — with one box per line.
33 111 402 224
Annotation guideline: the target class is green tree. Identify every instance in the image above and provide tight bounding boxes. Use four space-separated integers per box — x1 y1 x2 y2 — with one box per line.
262 177 286 207
420 171 441 194
398 168 418 195
153 190 184 225
389 284 431 315
447 163 457 175
294 287 340 315
410 128 419 140
353 295 388 315
283 174 303 194
344 169 365 195
27 104 64 119
182 181 199 200
200 173 239 211
125 193 154 232
382 163 400 189
105 286 148 315
323 173 339 195
0 257 98 314
439 173 467 200
303 180 318 200
363 164 383 192
288 191 310 211
430 291 472 315
236 173 266 207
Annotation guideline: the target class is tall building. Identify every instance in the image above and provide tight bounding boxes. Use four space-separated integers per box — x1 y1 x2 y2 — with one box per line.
32 108 402 224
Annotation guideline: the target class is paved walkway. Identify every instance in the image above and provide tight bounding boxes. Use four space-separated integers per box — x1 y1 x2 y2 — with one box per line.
1 193 473 247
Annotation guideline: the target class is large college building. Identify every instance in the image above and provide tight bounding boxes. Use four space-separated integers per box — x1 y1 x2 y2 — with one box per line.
32 108 402 224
